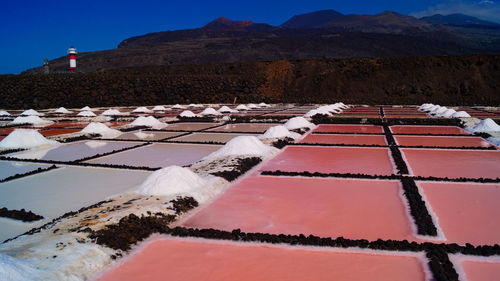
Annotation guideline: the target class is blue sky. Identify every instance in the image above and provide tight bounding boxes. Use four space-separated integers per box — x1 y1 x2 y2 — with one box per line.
0 0 498 74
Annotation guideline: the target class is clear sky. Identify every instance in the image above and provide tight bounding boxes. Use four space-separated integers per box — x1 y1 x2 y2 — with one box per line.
1 0 499 74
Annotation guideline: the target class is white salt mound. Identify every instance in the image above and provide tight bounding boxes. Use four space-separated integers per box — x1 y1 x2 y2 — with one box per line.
80 106 93 111
259 125 301 140
152 105 167 111
77 110 97 117
21 109 43 116
200 107 222 116
472 118 500 132
203 136 279 160
179 110 198 118
438 109 457 118
218 106 236 113
132 107 153 113
432 106 448 115
247 103 259 109
222 116 231 121
101 109 123 116
304 109 332 117
188 104 197 107
81 122 122 138
0 110 10 116
0 253 40 281
130 116 167 129
336 102 349 109
425 105 440 113
236 104 249 110
419 103 433 111
0 129 59 149
284 117 316 130
53 107 72 114
137 166 220 202
11 116 53 125
451 111 471 118
172 104 185 109
258 102 271 107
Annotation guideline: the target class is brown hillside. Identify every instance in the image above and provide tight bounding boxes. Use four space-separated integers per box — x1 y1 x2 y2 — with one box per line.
2 55 499 109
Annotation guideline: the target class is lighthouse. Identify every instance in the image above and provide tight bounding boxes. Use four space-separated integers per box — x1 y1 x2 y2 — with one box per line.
67 46 77 72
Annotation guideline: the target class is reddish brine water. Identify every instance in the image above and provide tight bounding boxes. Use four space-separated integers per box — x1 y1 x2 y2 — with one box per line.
260 146 395 175
97 237 427 281
395 135 494 148
184 176 415 241
402 148 500 179
300 134 387 145
313 124 384 134
390 125 470 135
461 260 500 281
418 181 500 245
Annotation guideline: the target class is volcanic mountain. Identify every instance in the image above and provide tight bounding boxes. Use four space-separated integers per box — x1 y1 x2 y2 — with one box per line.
24 10 500 74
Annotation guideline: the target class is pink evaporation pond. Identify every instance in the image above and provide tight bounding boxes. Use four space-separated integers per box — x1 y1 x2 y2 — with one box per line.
390 125 470 135
163 122 221 131
97 237 427 281
313 124 383 134
395 135 494 148
300 134 387 145
46 122 89 129
460 259 500 281
207 123 277 133
260 146 395 175
184 177 415 241
39 129 80 136
418 181 500 245
402 148 500 179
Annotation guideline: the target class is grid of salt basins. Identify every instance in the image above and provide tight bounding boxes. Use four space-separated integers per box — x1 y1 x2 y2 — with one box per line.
0 104 289 241
1 104 500 281
93 106 500 281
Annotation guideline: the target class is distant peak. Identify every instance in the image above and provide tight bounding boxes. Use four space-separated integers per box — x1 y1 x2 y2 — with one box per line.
204 17 256 29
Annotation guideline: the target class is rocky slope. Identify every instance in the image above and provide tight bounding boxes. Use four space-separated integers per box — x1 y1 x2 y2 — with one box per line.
3 55 499 108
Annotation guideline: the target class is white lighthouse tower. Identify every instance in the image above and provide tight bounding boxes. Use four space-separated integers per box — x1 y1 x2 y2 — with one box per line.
67 46 77 73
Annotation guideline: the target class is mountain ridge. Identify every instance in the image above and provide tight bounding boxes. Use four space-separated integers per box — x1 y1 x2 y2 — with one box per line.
24 10 500 74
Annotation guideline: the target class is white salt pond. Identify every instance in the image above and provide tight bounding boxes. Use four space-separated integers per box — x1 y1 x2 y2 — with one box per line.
8 141 141 162
87 143 222 168
0 161 50 180
0 166 151 241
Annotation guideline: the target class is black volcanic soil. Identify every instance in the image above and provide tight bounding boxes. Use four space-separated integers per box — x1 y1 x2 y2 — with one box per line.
2 55 499 108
